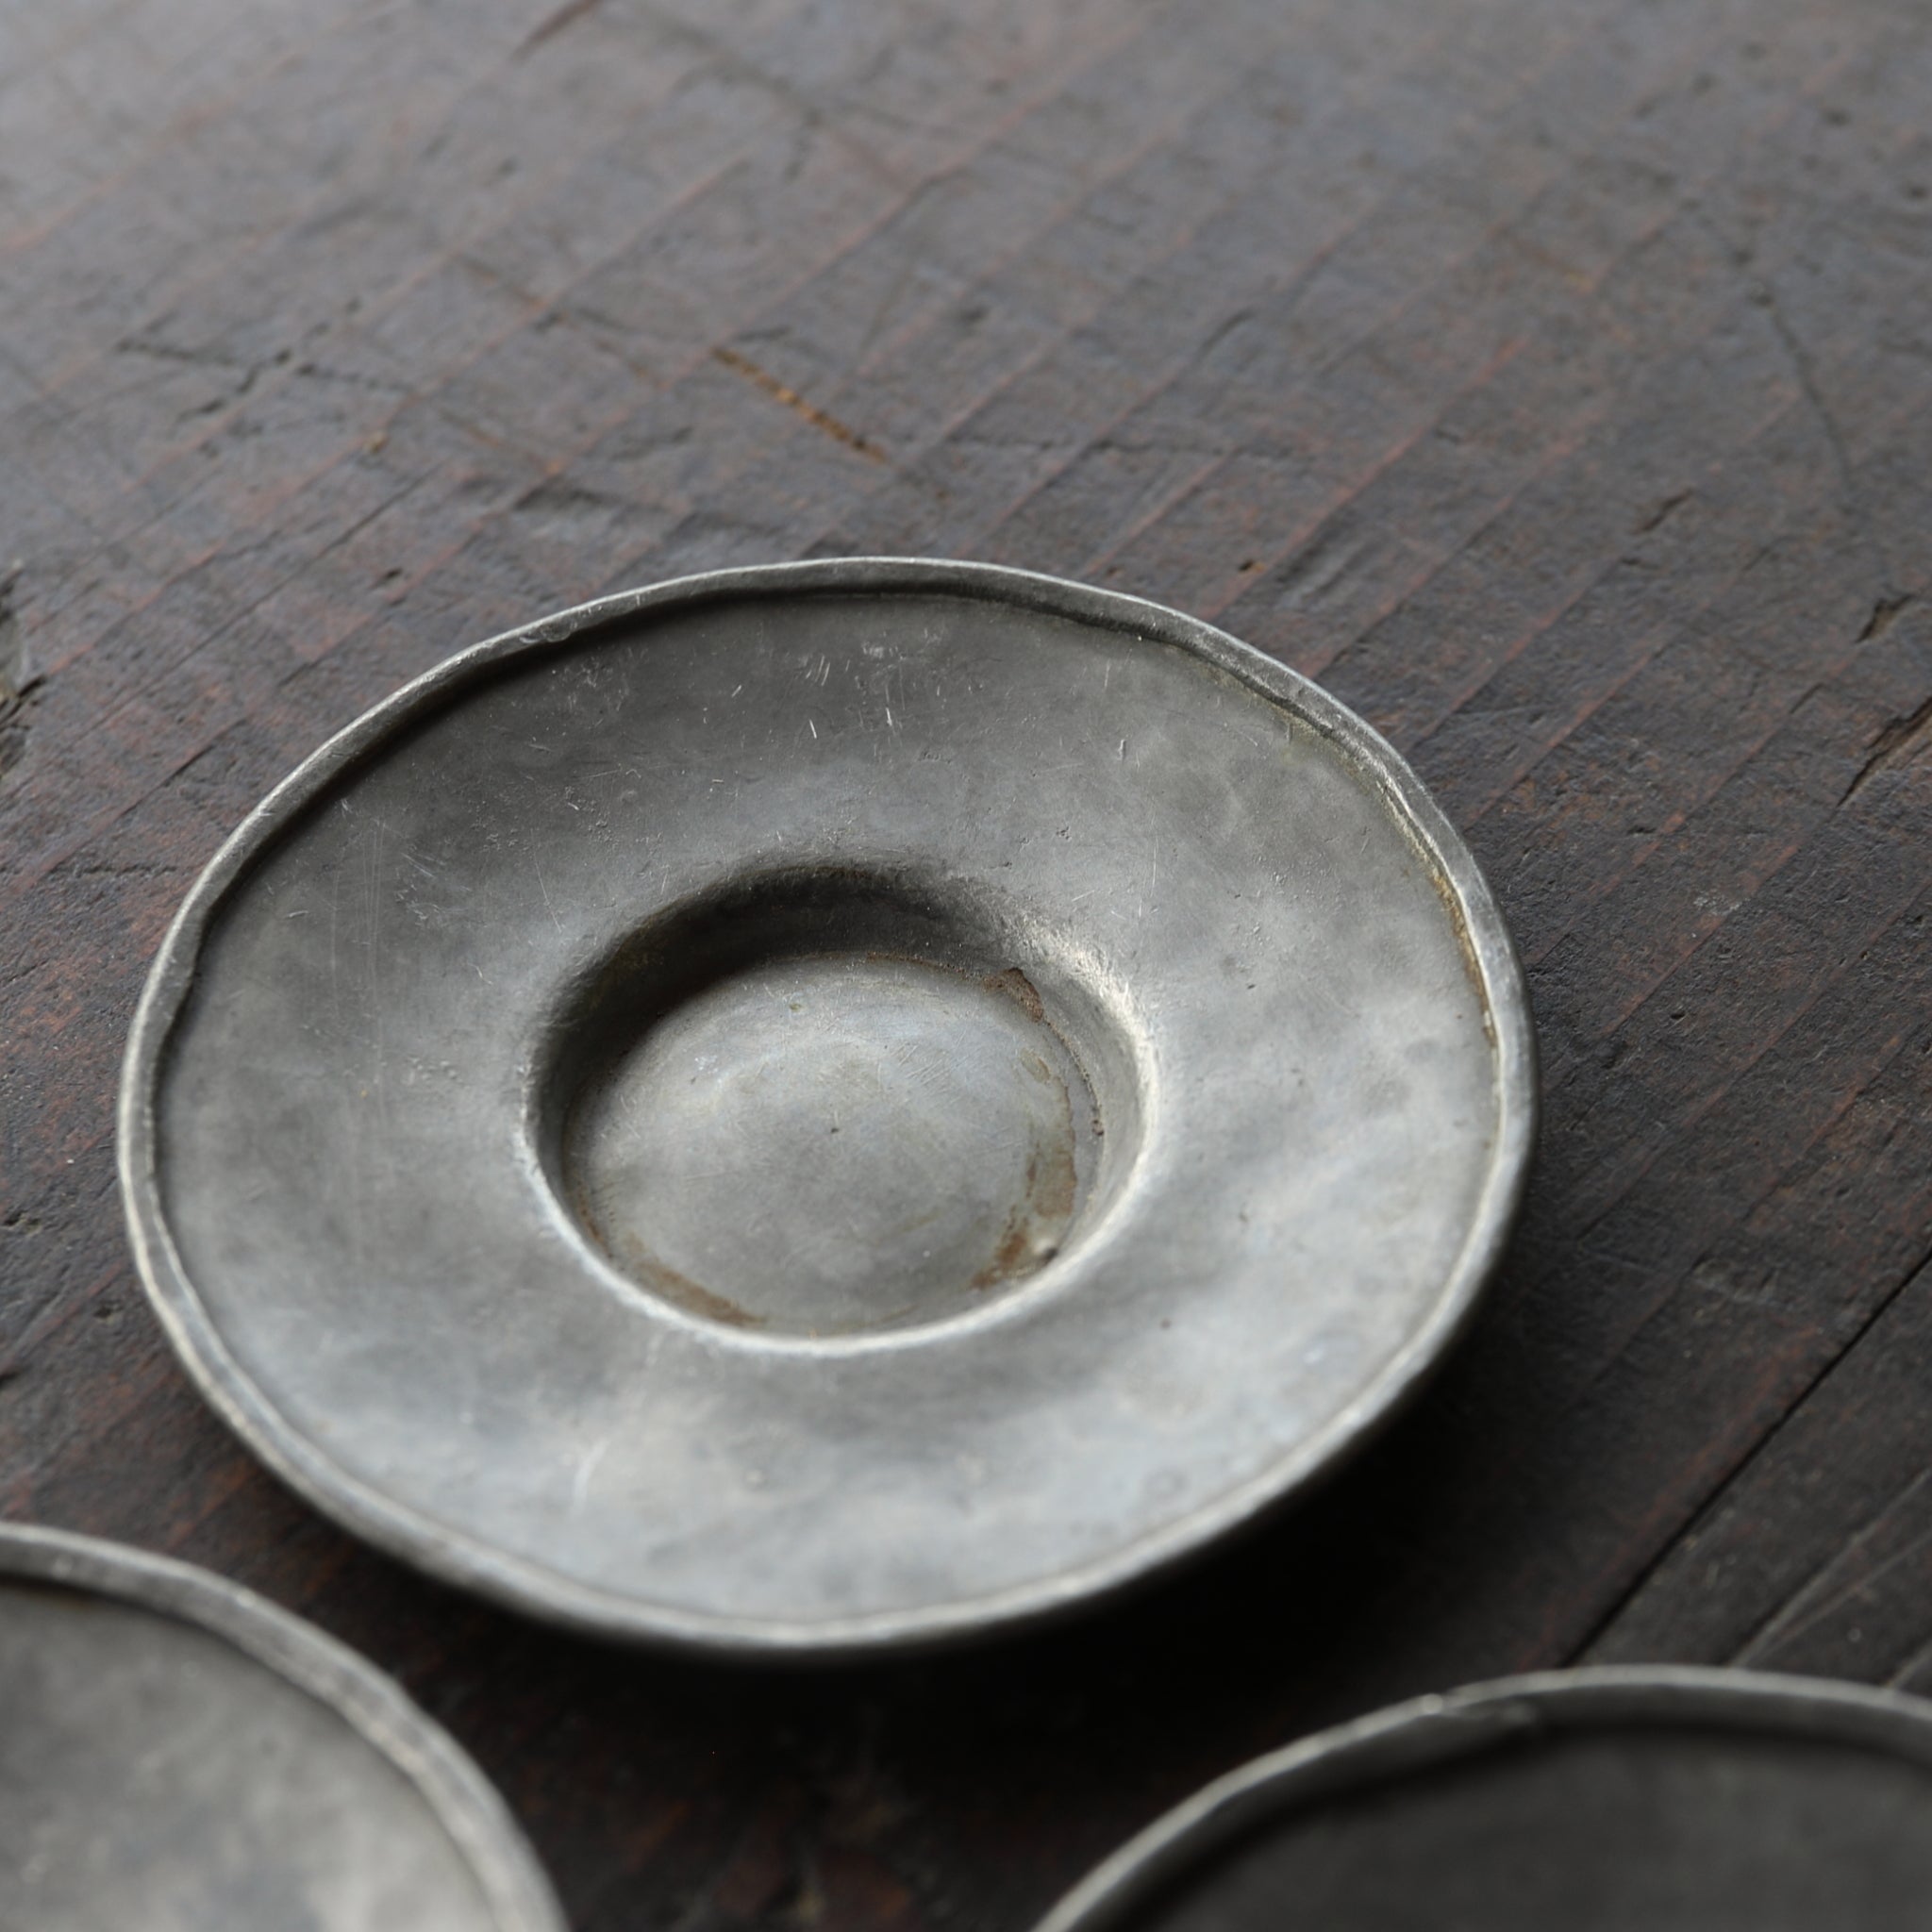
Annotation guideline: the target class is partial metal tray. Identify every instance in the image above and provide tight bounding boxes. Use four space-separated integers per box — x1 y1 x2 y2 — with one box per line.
0 1523 561 1931
121 558 1535 1653
1034 1668 1932 1932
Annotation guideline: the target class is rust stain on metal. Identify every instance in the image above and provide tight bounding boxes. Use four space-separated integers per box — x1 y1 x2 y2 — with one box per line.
975 966 1082 1287
711 347 886 461
1395 825 1493 1046
1437 884 1495 1048
971 1118 1076 1293
617 1236 768 1329
574 1176 768 1329
981 965 1044 1023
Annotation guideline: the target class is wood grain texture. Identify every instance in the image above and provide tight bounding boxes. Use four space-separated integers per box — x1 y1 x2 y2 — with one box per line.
3 0 1930 1924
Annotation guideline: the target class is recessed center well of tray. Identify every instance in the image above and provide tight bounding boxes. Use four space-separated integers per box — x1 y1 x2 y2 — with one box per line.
544 869 1138 1340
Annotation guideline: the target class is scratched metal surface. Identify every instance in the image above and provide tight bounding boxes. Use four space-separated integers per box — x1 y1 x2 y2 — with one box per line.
120 561 1531 1652
3 0 1931 1924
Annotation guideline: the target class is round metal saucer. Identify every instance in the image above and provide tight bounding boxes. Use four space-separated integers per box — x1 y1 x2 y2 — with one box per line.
1034 1668 1932 1932
121 558 1535 1655
0 1523 562 1931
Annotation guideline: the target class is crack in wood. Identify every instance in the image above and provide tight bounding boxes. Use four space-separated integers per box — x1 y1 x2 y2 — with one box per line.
0 571 40 788
1841 686 1932 806
1858 591 1914 642
1630 489 1690 535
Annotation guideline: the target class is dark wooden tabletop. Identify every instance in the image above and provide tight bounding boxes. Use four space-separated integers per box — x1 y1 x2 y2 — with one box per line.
4 0 1930 1924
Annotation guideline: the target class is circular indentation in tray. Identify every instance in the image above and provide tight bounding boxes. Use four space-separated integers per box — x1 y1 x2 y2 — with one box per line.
544 869 1138 1340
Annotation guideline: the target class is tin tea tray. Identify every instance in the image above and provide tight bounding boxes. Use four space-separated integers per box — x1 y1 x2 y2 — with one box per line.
121 559 1534 1654
0 1524 561 1931
1034 1669 1932 1932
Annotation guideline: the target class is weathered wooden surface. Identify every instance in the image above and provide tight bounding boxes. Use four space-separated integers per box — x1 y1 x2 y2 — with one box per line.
3 0 1929 1924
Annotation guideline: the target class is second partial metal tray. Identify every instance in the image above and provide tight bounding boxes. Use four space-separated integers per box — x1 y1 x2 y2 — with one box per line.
1036 1668 1932 1932
0 1524 561 1931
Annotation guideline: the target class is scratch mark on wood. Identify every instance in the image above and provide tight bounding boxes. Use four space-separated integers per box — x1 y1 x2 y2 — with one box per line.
1757 284 1857 503
711 346 886 461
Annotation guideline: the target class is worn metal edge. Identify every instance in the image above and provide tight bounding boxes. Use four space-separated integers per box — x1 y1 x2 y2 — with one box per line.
0 1521 566 1931
117 556 1539 1657
1030 1665 1932 1932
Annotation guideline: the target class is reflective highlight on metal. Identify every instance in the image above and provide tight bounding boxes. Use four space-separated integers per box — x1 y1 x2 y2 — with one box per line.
0 1523 563 1931
120 558 1536 1654
1033 1669 1932 1932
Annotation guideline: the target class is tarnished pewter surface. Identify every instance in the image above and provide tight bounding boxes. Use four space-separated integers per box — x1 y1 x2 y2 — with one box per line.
0 1524 562 1932
120 558 1535 1654
1036 1668 1932 1932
